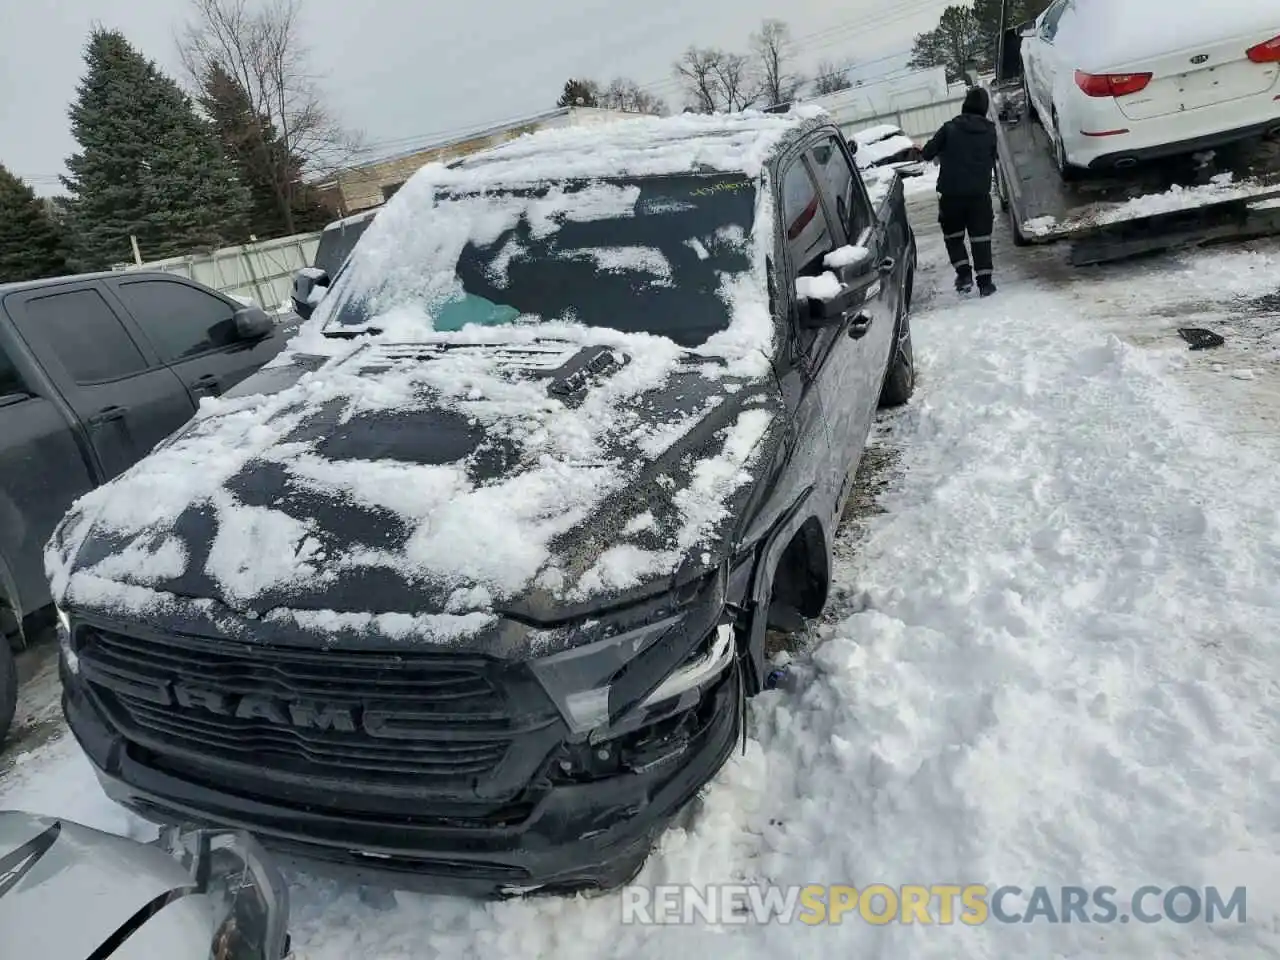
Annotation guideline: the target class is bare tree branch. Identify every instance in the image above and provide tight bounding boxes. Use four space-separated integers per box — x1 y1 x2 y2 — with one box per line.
179 0 363 211
673 47 721 114
709 51 761 112
751 20 804 106
598 77 667 115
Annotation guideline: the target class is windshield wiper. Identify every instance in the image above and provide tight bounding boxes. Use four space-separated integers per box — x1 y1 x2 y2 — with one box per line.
322 326 382 339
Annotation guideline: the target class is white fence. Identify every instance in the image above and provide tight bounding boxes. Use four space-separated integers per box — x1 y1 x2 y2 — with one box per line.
837 92 967 143
119 231 323 311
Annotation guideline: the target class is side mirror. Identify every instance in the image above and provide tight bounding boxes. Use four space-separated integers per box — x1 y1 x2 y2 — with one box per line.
796 269 876 327
291 267 330 320
233 304 273 340
1017 21 1037 38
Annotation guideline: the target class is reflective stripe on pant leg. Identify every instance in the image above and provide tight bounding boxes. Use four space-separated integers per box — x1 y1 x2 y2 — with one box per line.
968 195 996 276
943 231 967 239
975 269 994 278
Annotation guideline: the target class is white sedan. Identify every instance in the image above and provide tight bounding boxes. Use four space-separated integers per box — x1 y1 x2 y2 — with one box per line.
1020 0 1280 179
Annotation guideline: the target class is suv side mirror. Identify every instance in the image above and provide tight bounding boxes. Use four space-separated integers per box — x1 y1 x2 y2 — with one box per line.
797 269 877 327
291 267 330 320
233 304 274 340
1017 20 1037 38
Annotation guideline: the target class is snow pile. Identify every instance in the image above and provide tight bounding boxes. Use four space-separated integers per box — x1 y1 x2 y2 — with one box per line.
824 245 870 269
432 110 827 188
852 124 904 146
903 165 940 197
795 272 842 300
862 167 897 208
1023 215 1060 237
1056 0 1279 71
1036 177 1280 236
572 406 775 597
559 245 674 285
856 134 918 169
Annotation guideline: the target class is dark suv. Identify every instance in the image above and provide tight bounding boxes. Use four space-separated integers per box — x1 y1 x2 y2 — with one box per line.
49 110 916 895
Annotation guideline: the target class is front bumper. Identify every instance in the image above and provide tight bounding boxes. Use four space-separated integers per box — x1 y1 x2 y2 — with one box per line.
62 650 741 897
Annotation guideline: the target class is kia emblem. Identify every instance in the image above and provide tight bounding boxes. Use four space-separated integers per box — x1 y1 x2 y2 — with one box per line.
1190 54 1209 64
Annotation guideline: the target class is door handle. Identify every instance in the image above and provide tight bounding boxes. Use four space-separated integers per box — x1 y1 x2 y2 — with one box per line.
87 405 126 427
848 313 873 340
878 257 896 276
192 374 222 395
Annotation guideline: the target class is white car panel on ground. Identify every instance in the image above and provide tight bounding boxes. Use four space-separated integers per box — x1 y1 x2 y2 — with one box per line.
1021 0 1280 173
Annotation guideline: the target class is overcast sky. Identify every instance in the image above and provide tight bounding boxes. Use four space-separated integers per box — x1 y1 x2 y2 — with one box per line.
0 0 952 196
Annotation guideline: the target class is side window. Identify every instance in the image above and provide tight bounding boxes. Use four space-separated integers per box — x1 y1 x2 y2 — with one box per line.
780 159 835 282
807 136 873 248
115 280 238 362
1041 0 1069 40
0 341 29 400
23 289 149 383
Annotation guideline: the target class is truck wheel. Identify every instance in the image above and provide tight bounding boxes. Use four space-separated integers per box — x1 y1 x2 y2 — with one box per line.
879 263 915 408
0 638 16 747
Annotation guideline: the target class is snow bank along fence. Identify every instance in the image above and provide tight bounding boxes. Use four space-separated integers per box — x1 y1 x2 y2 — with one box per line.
119 231 322 310
838 92 967 144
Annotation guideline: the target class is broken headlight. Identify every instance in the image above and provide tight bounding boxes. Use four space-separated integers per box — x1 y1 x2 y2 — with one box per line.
530 615 735 735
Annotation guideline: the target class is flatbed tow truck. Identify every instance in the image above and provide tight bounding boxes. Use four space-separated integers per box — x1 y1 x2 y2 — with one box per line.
987 7 1280 267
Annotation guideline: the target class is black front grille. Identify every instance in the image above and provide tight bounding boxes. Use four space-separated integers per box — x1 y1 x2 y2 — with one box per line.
76 625 517 790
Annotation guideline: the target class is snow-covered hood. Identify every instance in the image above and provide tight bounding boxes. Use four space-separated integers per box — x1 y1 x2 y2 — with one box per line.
47 333 784 654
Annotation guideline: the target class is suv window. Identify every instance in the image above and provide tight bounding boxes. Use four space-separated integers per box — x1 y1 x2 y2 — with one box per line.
115 279 238 361
23 289 149 383
0 341 28 400
780 158 835 280
807 136 872 247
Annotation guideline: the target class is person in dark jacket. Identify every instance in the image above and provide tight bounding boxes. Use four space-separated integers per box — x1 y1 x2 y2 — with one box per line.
921 86 1000 296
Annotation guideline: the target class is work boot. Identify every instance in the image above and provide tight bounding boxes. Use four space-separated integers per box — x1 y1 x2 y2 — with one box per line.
978 278 997 297
955 267 974 293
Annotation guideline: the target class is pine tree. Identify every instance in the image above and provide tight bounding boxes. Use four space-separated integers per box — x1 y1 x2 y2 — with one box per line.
907 5 987 84
0 165 69 283
557 79 599 108
61 29 250 270
198 64 329 239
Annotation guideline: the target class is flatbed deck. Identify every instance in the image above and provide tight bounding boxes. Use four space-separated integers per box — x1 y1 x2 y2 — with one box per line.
991 81 1280 266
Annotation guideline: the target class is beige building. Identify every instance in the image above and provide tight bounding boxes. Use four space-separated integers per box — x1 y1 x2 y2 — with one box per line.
314 106 641 215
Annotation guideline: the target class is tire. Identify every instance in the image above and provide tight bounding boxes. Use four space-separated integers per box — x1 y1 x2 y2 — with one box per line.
0 638 16 747
1052 114 1084 183
879 258 915 408
1023 74 1040 125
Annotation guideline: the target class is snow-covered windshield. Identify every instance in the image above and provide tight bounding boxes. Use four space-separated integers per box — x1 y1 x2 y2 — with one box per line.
318 173 758 348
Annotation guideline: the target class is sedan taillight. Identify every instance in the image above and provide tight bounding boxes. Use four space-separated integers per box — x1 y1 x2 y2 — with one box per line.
1075 70 1153 97
1246 35 1280 63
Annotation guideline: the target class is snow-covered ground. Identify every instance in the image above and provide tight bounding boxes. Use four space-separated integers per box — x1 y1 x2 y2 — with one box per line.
5 186 1280 958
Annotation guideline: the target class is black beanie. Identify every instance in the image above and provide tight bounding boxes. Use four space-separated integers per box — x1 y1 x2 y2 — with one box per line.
962 86 990 116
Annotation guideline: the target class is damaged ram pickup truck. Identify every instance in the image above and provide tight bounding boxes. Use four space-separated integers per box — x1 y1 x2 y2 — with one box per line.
47 108 916 896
